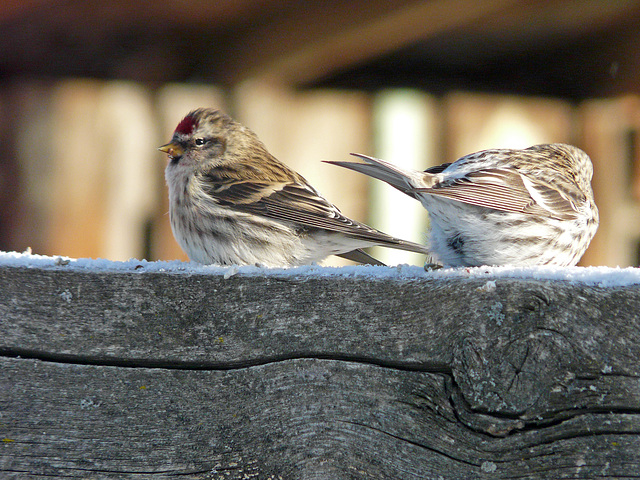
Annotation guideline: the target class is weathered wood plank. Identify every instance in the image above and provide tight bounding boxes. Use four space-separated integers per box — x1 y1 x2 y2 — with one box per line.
3 356 640 479
1 264 640 478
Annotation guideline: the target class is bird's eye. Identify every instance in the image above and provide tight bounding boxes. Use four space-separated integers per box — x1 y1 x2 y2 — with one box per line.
194 138 207 146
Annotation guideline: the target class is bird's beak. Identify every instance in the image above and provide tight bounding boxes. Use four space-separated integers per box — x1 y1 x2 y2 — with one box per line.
158 141 184 159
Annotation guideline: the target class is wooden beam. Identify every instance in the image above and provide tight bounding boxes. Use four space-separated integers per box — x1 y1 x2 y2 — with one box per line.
2 263 640 477
215 0 530 85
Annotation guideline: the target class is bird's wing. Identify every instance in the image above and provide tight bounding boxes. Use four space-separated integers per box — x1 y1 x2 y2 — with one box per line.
423 168 580 220
199 173 428 253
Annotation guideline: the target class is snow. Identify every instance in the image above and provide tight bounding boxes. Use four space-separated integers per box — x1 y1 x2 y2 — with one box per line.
0 250 639 287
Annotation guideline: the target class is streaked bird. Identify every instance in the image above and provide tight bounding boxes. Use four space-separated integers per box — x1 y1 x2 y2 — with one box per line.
327 143 599 267
159 108 428 267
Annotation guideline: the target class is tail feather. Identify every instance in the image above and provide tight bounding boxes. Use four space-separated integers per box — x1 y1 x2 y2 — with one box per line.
326 153 429 257
337 248 386 266
391 239 429 254
325 153 418 198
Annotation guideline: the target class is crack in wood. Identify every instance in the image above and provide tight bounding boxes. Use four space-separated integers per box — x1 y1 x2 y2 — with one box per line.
337 419 481 467
0 346 452 374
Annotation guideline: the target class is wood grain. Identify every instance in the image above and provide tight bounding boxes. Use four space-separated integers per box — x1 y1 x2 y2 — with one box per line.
1 264 639 478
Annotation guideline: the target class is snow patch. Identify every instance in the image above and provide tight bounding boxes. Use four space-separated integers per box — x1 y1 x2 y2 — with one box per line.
1 250 639 286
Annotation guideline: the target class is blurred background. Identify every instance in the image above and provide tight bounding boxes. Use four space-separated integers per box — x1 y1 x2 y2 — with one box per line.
1 0 639 267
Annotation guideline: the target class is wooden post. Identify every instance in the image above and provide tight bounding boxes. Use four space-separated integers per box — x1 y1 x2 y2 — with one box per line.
1 262 639 478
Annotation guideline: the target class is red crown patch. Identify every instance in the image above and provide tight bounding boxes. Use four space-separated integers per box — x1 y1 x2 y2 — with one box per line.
175 115 197 135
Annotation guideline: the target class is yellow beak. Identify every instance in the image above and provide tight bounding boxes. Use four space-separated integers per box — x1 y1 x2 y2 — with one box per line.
158 142 184 158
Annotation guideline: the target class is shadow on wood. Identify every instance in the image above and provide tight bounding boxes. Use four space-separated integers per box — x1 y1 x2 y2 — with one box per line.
1 264 639 478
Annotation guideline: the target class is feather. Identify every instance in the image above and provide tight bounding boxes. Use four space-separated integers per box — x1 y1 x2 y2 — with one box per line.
199 172 428 254
423 168 578 220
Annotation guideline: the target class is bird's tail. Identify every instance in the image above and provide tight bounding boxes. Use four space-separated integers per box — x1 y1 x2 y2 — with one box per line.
325 153 419 199
337 248 386 266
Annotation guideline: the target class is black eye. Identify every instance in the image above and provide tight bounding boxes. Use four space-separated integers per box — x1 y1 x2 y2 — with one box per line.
194 138 206 146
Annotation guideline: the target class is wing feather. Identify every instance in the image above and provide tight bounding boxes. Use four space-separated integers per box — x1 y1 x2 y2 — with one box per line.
423 168 579 220
199 172 427 253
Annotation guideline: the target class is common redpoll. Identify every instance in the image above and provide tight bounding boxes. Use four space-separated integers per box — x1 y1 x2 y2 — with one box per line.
159 108 428 267
327 144 599 267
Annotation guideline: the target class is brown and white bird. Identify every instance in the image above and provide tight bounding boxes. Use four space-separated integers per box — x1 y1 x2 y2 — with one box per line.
159 108 428 267
327 144 599 267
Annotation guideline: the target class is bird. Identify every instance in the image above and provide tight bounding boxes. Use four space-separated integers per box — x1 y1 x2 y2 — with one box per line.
326 143 599 267
159 108 428 267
